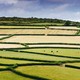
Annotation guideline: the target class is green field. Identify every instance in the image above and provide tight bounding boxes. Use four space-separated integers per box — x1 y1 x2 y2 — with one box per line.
0 71 29 80
22 48 80 57
0 48 80 80
0 26 80 80
0 50 77 61
16 66 80 80
0 50 80 80
67 63 80 67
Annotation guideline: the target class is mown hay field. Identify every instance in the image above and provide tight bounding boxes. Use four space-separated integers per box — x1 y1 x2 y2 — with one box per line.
0 29 77 35
0 26 80 80
0 44 24 48
2 36 80 44
0 36 7 38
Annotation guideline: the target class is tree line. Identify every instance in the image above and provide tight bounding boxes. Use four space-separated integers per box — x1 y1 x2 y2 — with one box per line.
0 17 79 26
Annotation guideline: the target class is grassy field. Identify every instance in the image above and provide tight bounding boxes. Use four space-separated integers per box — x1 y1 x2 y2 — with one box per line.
0 58 36 64
0 66 6 68
0 48 80 80
0 50 77 61
22 48 80 57
16 66 80 80
0 21 64 26
0 71 29 80
0 66 80 80
67 63 80 67
0 26 80 80
27 22 63 25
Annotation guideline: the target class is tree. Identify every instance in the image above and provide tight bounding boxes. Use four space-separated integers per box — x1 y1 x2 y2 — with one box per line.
64 21 71 26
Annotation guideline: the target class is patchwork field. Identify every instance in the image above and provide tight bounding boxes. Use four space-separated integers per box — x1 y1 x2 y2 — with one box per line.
0 50 78 61
0 48 80 80
0 26 80 80
0 29 78 35
0 26 80 35
22 48 80 57
16 66 80 80
2 36 80 44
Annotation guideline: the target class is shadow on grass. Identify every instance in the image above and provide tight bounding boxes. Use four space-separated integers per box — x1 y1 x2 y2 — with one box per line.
65 65 80 69
18 63 59 66
10 69 49 80
0 63 13 66
0 68 9 71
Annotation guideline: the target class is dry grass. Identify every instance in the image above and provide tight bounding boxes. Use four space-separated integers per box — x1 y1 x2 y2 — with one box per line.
0 44 24 48
0 36 7 38
2 36 80 44
0 29 77 35
28 44 80 48
50 26 80 30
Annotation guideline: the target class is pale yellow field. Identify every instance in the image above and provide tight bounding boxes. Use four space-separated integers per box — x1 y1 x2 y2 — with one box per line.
28 44 80 48
2 36 80 44
49 26 80 30
47 30 77 35
0 44 24 48
0 36 7 38
0 29 77 35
